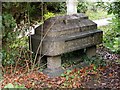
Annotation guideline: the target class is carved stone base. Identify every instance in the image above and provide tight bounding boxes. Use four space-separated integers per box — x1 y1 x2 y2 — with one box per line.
43 67 64 77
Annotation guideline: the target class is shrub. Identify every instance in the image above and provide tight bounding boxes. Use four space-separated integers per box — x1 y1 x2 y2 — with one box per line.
103 19 120 53
44 12 55 20
77 2 88 13
104 2 120 53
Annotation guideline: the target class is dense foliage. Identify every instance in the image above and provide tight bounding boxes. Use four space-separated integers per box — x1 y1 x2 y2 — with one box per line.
103 2 120 53
2 3 34 66
77 2 88 13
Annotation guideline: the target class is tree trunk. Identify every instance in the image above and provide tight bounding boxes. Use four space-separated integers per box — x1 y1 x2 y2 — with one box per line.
43 3 48 14
0 1 3 83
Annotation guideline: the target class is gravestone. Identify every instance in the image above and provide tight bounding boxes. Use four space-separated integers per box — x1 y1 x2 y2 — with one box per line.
30 13 103 77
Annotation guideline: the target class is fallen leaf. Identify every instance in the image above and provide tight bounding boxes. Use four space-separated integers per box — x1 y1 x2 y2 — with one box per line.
109 73 113 77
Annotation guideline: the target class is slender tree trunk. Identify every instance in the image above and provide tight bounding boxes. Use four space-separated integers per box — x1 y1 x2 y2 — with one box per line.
0 1 3 83
43 3 48 14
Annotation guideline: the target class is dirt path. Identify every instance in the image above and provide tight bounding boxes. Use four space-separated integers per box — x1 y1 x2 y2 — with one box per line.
93 18 112 26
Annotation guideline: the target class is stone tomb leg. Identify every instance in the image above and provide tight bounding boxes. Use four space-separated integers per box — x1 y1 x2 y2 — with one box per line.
43 55 64 77
86 45 96 57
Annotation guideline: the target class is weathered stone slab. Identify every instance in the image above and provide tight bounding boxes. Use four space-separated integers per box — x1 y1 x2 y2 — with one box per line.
31 30 102 56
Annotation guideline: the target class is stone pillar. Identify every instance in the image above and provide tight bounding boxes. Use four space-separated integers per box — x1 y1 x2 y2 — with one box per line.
86 45 96 57
47 56 61 69
66 0 78 15
43 56 64 77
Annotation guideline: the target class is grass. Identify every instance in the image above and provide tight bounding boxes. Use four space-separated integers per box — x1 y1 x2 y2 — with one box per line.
98 25 112 35
98 25 110 31
86 9 113 20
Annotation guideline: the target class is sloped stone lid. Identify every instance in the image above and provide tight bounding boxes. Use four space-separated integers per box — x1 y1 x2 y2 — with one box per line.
35 13 97 37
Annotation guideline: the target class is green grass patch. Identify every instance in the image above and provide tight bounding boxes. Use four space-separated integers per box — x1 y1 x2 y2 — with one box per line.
98 25 111 33
86 9 113 20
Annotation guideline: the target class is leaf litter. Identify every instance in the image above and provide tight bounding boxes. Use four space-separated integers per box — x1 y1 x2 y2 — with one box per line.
1 46 120 89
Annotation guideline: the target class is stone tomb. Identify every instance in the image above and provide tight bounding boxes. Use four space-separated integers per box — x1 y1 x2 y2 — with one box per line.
30 13 103 77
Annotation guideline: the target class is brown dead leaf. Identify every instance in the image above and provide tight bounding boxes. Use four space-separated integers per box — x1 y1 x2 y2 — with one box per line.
80 68 86 73
109 73 113 77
